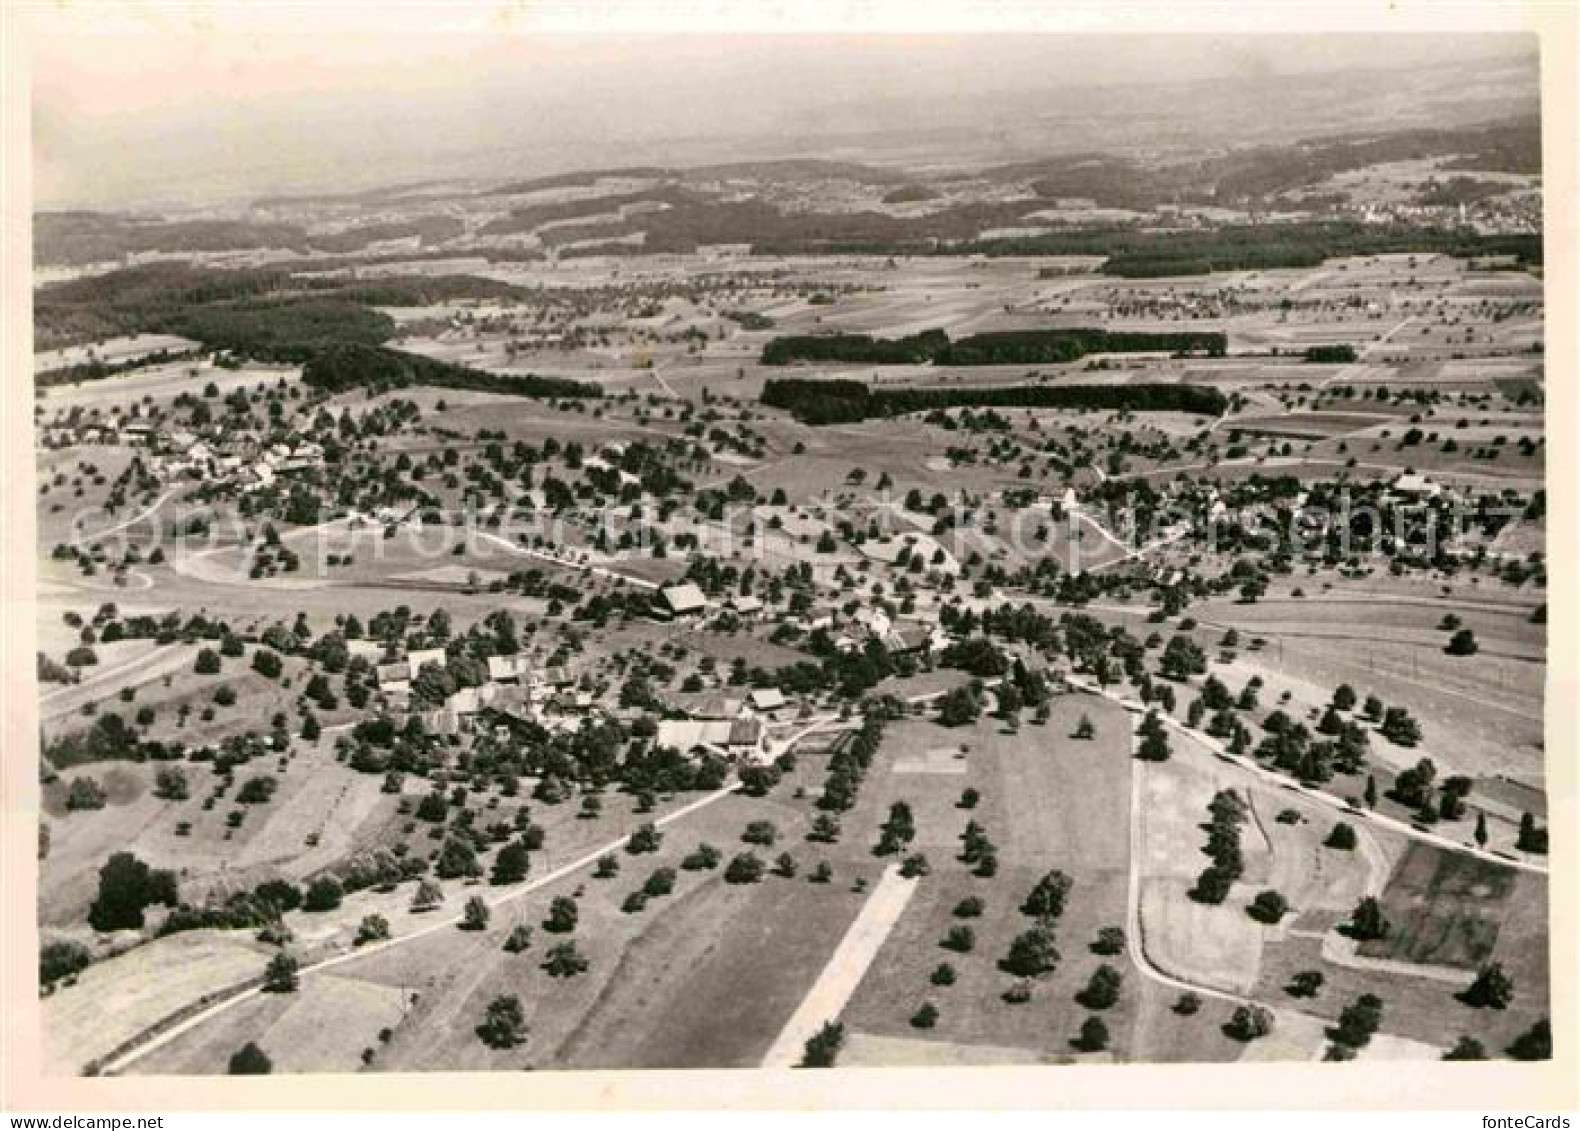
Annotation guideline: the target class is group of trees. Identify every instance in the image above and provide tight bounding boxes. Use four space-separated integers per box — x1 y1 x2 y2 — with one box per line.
815 707 894 814
303 342 600 402
88 852 180 931
761 327 1225 368
761 377 1229 426
1190 790 1248 905
1000 870 1074 979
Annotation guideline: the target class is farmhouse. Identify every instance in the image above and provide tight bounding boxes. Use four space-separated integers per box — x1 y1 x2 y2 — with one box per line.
884 622 940 656
347 639 386 663
376 661 411 694
1392 472 1443 500
656 582 708 619
487 654 534 684
655 716 766 759
748 687 787 714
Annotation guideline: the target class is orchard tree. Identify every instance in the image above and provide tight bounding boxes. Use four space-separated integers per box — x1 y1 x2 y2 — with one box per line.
491 841 530 886
1078 964 1123 1010
1287 971 1325 999
542 941 589 978
1001 926 1059 978
1077 1015 1110 1051
228 1042 272 1075
1443 1036 1487 1061
1506 1018 1551 1061
544 896 579 933
477 994 528 1048
799 1021 845 1068
1461 963 1514 1009
355 915 391 946
1226 1004 1274 1042
1348 896 1390 941
462 895 492 931
1021 870 1073 923
263 952 299 993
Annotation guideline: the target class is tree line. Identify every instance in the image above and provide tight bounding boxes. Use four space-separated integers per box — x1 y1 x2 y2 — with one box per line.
761 327 1226 367
761 377 1228 425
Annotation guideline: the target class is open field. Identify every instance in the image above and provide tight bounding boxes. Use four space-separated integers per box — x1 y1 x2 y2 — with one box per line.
43 929 274 1073
841 698 1143 1061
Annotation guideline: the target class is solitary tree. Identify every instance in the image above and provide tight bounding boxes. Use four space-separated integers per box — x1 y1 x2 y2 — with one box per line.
1077 1015 1110 1051
544 896 579 933
1462 963 1515 1009
1348 896 1390 941
411 879 444 912
799 1021 845 1068
477 994 527 1048
943 925 976 953
462 895 492 931
1092 926 1126 956
1442 1036 1487 1061
355 915 390 946
491 842 530 886
263 952 299 993
228 1042 272 1075
1325 822 1357 851
1248 890 1290 924
1021 870 1074 922
542 941 589 978
1287 971 1325 999
1078 964 1124 1010
1225 1004 1274 1042
1332 993 1385 1049
1001 926 1060 978
626 822 662 854
724 852 765 884
1506 1018 1551 1061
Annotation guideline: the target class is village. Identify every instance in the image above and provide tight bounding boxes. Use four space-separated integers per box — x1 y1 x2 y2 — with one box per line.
24 58 1554 1082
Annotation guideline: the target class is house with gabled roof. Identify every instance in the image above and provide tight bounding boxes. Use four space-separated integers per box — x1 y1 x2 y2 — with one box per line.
656 582 708 619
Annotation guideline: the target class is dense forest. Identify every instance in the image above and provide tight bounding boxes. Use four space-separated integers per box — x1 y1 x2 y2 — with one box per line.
761 377 1227 425
761 330 949 366
33 263 531 353
963 221 1543 274
302 343 600 400
761 327 1225 367
34 212 467 267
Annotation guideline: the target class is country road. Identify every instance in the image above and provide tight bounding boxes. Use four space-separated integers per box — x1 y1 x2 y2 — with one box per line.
71 487 183 550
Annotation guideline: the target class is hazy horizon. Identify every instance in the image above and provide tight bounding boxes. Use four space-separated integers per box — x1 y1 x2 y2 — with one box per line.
31 30 1538 212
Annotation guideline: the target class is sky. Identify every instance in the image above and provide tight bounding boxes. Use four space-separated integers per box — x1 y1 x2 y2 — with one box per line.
24 7 1539 211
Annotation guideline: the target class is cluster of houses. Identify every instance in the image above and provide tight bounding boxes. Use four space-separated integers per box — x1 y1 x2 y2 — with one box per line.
364 640 580 736
652 688 787 761
37 415 323 494
360 634 790 762
141 430 324 492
